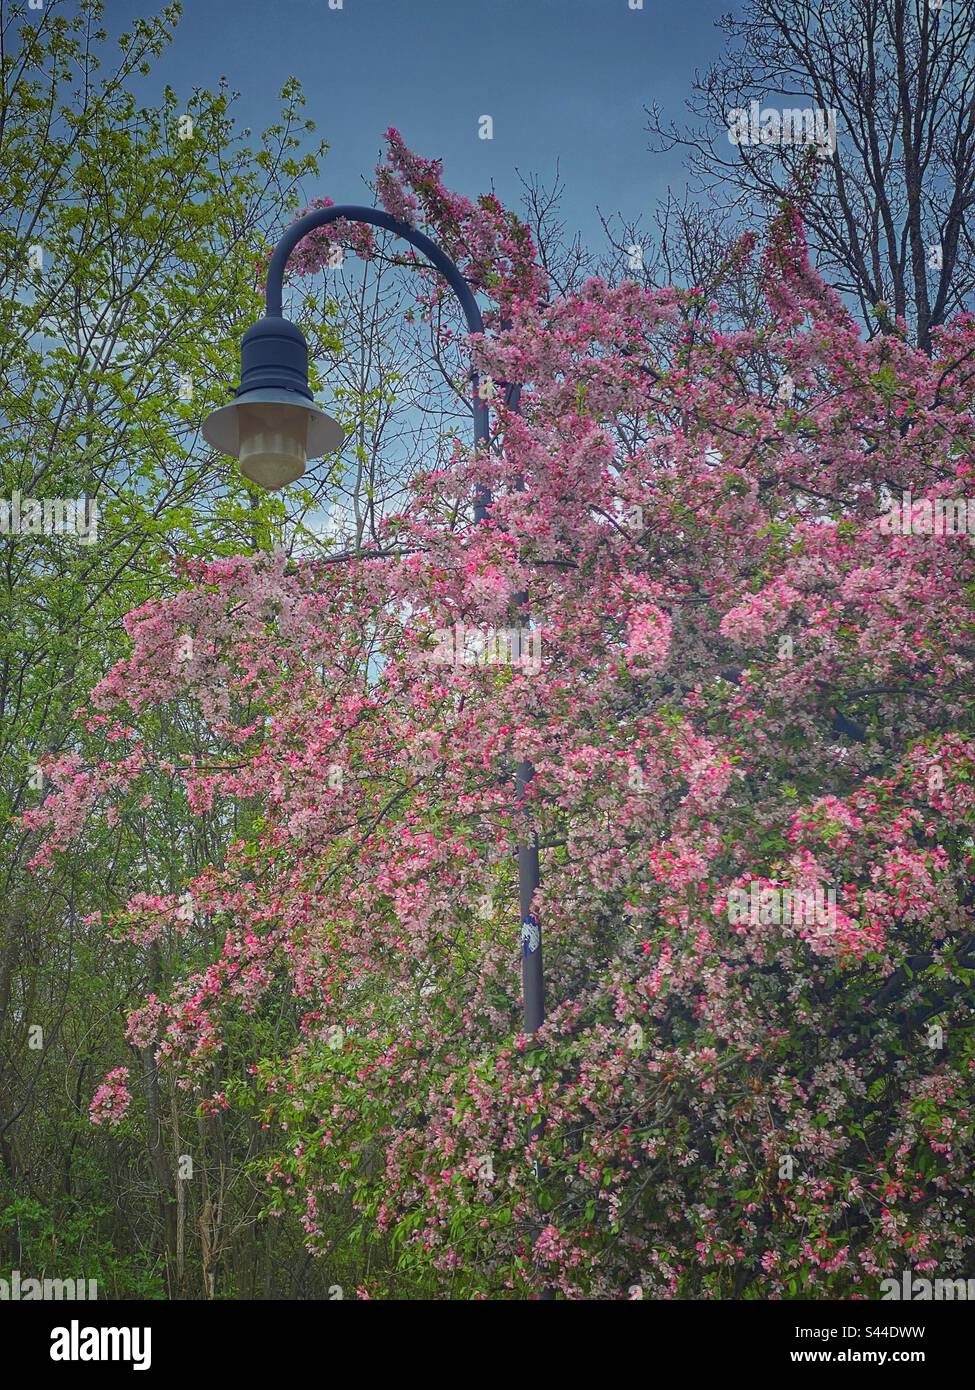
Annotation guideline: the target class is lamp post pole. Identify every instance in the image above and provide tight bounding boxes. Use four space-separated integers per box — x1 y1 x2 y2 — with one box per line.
205 200 546 1073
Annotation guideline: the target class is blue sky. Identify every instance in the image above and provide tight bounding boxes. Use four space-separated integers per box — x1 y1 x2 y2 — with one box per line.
111 0 734 248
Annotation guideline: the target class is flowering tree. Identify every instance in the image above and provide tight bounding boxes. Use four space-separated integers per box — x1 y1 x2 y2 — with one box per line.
22 132 975 1299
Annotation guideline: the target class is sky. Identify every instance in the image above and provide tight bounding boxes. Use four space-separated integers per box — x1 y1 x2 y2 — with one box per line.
109 0 734 251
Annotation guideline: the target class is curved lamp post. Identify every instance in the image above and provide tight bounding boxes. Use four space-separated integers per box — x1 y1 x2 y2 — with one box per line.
202 202 545 1032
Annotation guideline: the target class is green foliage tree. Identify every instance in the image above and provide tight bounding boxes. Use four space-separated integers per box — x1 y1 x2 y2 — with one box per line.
0 0 340 1297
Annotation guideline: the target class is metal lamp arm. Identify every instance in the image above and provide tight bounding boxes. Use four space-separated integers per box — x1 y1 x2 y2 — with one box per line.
264 203 495 517
265 203 485 335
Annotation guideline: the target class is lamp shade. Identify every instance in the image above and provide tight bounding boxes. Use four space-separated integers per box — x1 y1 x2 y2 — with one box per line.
202 315 344 490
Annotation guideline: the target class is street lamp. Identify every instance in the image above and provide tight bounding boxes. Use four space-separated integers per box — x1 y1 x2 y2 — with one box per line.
203 205 492 520
203 200 547 1198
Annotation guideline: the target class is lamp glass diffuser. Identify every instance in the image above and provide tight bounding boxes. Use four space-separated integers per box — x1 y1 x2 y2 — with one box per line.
235 400 310 489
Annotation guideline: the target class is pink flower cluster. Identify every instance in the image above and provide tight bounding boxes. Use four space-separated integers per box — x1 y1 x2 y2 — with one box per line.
89 1067 132 1127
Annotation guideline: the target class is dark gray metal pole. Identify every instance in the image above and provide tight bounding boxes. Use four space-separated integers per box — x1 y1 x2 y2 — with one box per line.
503 376 550 1298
